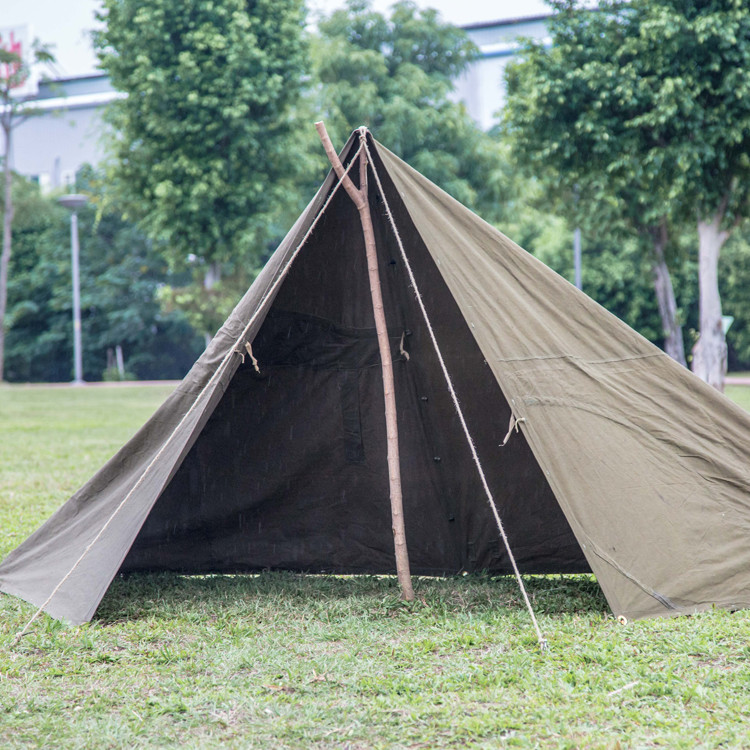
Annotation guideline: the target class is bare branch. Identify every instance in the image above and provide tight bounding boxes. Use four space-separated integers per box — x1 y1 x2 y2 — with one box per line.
314 121 364 209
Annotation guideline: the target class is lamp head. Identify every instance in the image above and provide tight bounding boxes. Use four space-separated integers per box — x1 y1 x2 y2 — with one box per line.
57 194 89 211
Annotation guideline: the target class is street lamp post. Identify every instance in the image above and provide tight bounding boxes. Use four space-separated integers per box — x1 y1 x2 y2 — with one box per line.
57 193 88 385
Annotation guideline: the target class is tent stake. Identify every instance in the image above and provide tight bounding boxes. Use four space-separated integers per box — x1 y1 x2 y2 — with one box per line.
315 121 415 602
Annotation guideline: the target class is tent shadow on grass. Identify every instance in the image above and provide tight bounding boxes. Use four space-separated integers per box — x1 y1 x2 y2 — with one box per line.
93 572 610 625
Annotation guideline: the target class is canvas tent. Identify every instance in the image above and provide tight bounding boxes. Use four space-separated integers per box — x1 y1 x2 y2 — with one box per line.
2 131 750 628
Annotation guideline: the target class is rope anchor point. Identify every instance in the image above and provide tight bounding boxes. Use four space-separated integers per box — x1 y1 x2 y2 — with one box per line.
500 415 527 447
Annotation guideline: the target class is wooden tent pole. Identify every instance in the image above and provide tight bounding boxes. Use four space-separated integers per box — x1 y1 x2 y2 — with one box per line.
315 122 415 601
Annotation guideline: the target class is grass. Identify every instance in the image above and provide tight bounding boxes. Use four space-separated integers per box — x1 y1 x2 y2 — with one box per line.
725 384 750 412
1 384 750 748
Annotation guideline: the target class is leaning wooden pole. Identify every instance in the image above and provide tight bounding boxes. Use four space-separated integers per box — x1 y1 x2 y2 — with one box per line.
315 122 415 601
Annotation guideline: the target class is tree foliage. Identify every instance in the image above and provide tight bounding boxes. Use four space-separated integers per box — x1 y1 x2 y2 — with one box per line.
625 0 750 224
504 0 750 387
94 0 308 270
5 171 202 383
314 0 513 222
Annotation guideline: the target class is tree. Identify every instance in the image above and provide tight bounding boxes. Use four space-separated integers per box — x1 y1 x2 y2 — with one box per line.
5 170 203 382
505 0 750 389
621 0 750 389
313 0 514 223
94 0 308 334
503 1 688 365
0 38 55 380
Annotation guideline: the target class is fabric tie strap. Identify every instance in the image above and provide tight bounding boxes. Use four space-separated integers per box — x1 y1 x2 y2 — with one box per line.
235 341 260 373
244 342 260 373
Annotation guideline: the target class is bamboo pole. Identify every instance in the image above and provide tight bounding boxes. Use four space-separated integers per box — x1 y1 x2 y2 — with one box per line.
315 122 414 601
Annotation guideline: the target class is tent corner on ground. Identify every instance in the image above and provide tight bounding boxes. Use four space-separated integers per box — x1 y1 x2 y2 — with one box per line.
2 130 750 627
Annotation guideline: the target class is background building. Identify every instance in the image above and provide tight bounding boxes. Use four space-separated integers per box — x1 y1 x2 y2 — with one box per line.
11 73 121 189
454 14 549 131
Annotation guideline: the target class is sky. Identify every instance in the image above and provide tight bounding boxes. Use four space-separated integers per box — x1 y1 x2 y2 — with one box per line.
3 0 551 78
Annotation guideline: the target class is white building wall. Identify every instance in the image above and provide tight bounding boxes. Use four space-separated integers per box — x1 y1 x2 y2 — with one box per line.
10 75 121 189
455 15 550 130
13 105 106 189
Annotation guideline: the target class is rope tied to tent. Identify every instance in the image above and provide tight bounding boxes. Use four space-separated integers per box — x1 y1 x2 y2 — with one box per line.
500 414 526 447
360 133 548 653
11 142 365 647
234 341 260 375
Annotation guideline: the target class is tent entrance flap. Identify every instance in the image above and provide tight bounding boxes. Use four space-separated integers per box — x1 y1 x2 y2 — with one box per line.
120 147 588 579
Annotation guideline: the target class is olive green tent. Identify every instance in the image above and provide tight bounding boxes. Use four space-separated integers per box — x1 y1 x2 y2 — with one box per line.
2 132 750 626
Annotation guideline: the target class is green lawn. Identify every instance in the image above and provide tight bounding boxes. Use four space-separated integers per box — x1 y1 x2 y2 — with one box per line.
1 384 749 749
725 384 750 412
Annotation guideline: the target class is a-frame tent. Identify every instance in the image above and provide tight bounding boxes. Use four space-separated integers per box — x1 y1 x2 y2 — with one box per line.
2 131 750 627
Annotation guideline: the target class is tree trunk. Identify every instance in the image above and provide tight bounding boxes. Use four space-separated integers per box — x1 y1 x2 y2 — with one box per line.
649 221 686 367
0 123 13 382
691 210 730 391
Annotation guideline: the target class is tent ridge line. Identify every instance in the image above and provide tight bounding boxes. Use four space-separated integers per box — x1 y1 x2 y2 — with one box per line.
361 137 548 653
10 141 365 644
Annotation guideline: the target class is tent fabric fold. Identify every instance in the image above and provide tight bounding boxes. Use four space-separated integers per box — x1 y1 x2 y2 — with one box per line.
2 131 750 626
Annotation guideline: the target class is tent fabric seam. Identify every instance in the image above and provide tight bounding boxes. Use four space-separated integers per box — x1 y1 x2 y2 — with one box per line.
493 353 665 365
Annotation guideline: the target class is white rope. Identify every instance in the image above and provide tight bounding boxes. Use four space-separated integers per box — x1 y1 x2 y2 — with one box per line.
13 143 364 645
361 136 548 652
